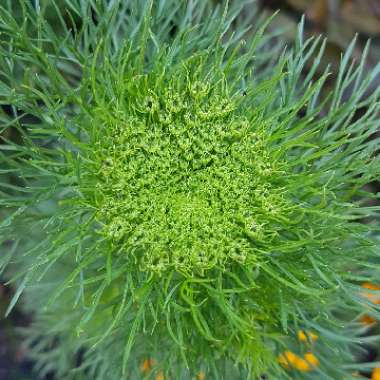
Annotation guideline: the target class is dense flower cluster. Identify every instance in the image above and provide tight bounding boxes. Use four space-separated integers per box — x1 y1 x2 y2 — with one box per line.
92 75 286 274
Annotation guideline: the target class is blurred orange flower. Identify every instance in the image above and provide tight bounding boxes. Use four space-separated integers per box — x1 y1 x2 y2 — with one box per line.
140 358 156 374
278 351 297 369
298 330 318 344
360 314 377 326
304 352 319 367
372 367 380 380
278 350 319 372
361 282 380 305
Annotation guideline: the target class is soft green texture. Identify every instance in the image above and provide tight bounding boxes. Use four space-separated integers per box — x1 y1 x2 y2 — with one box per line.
0 1 380 379
94 74 285 274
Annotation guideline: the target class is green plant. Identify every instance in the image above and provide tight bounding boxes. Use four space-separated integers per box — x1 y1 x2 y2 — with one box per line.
1 1 380 379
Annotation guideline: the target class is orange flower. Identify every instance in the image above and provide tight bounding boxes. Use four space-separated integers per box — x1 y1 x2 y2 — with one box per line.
278 351 319 372
156 371 165 380
361 283 380 305
304 352 319 367
278 351 298 369
140 358 156 374
297 330 318 344
278 351 311 372
292 357 311 372
197 371 206 380
360 314 377 326
372 368 380 380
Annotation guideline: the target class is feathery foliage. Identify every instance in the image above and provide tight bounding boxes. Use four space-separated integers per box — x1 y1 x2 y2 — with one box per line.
0 0 380 379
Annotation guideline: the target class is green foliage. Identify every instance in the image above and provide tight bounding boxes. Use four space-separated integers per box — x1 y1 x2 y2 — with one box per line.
0 1 380 379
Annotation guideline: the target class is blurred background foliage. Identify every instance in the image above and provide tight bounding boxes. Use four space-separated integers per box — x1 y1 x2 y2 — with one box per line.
0 1 379 379
260 0 380 83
